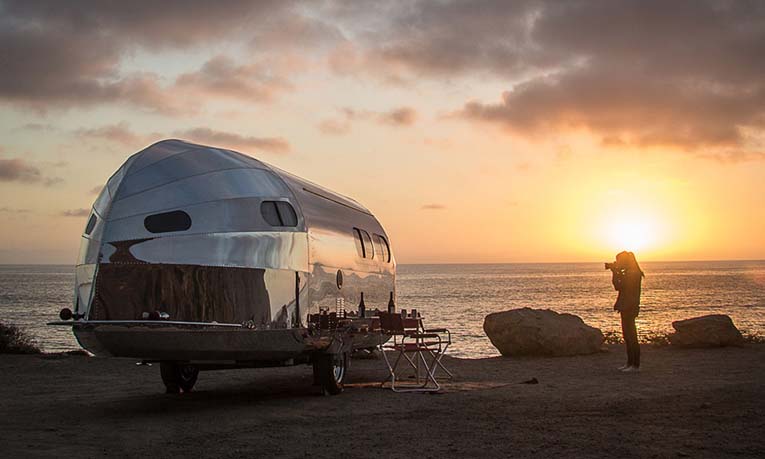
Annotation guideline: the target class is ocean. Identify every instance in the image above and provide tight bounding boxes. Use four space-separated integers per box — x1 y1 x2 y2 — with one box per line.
1 261 763 358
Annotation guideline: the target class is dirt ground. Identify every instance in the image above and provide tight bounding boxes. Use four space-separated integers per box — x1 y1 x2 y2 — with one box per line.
0 344 763 458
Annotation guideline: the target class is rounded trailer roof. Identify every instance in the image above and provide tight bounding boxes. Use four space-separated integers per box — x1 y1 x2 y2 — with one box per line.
88 139 368 241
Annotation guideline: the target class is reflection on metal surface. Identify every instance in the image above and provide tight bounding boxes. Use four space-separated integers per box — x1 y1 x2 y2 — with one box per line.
127 232 309 272
74 264 96 316
103 197 304 242
73 326 309 361
110 168 292 220
72 139 397 360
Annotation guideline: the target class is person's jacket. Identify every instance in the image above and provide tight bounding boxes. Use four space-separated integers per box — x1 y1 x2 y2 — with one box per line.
612 268 642 315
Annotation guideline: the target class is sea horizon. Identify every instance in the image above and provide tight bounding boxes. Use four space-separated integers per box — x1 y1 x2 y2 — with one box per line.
2 258 764 267
2 260 763 357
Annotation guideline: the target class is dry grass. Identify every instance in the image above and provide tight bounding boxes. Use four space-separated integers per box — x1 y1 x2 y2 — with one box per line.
604 330 763 346
0 322 41 354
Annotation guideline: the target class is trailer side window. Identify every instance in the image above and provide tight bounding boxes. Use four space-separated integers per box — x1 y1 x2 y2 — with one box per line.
374 234 391 262
276 201 298 226
360 229 374 259
84 213 97 235
144 210 192 233
352 228 365 257
261 201 298 227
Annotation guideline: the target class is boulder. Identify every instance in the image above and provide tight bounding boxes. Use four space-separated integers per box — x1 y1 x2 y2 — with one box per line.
669 314 744 347
483 308 605 357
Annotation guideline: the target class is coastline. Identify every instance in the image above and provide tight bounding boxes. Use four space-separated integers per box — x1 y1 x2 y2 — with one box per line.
1 344 763 457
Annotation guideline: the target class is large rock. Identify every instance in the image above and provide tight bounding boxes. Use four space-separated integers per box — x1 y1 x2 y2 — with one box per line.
483 308 605 357
669 314 744 347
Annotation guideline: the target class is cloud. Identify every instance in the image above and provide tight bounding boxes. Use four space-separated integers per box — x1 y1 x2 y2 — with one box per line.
59 208 90 217
89 185 104 195
43 177 65 186
333 0 765 159
75 123 147 146
174 127 290 154
421 204 446 210
0 157 64 186
380 107 417 126
0 207 31 214
342 106 418 126
2 0 763 161
318 106 418 135
317 119 351 136
0 0 293 111
0 158 42 182
459 66 765 154
19 123 57 131
175 55 294 103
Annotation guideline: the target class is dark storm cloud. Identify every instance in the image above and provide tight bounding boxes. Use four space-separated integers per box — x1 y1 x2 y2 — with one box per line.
174 127 291 154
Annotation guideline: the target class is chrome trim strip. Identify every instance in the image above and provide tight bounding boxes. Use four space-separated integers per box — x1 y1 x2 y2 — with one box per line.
48 320 244 327
302 187 373 216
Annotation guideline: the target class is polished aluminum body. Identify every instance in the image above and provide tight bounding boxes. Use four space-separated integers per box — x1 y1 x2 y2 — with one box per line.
72 139 395 360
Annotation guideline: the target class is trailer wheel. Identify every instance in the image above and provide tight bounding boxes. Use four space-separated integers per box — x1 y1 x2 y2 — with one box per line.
160 362 199 394
314 352 348 395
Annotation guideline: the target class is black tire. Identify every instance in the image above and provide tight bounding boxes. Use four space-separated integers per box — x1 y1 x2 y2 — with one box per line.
314 352 348 395
160 362 199 394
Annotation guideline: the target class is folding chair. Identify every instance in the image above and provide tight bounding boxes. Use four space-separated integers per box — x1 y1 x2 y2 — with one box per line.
378 312 443 392
420 321 453 381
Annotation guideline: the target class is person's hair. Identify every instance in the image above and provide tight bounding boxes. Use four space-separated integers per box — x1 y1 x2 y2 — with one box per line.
615 251 645 277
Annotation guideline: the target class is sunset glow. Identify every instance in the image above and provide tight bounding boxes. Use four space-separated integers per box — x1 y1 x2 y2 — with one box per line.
0 2 763 264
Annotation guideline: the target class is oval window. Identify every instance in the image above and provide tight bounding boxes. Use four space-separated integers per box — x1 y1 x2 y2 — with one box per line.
261 201 298 227
144 210 192 233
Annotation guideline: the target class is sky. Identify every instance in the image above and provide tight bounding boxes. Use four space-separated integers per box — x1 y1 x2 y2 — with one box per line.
0 0 763 264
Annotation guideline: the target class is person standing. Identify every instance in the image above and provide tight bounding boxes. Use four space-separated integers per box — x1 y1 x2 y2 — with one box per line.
607 251 644 372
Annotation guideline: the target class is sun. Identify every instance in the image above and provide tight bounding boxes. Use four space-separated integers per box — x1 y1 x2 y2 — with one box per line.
605 218 658 252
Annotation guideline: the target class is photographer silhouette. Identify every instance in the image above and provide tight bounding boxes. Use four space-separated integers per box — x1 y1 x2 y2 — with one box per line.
607 251 644 372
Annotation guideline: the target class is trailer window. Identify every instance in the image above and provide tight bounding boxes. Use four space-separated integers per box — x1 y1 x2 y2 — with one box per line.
261 201 298 227
276 201 298 226
84 213 97 235
144 210 192 233
360 229 374 259
352 228 365 257
374 234 390 262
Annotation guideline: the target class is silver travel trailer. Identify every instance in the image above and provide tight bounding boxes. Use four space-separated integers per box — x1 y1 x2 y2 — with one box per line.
56 139 396 394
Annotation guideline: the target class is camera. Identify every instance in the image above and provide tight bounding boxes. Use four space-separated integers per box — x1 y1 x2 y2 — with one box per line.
604 262 616 270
